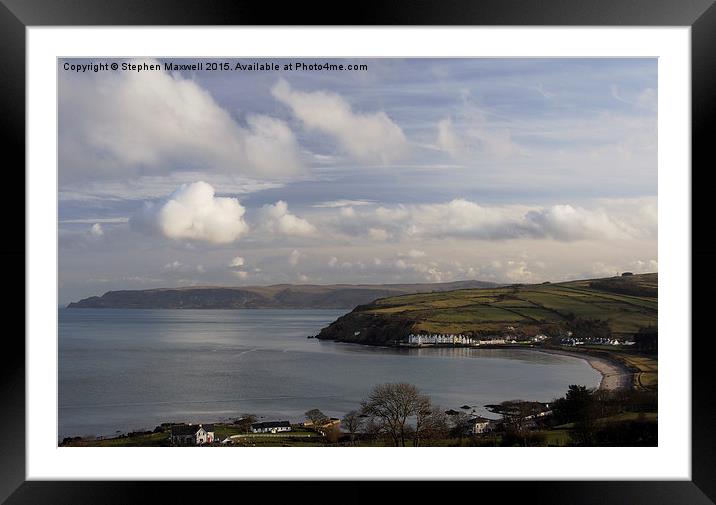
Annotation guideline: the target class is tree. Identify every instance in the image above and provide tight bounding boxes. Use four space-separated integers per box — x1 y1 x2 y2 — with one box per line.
305 408 329 427
233 414 257 433
497 400 544 446
447 410 473 438
634 327 657 354
551 385 599 445
413 397 449 447
360 382 422 447
341 410 363 445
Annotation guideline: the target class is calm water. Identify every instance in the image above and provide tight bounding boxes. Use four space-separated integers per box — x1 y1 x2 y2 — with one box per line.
59 308 600 438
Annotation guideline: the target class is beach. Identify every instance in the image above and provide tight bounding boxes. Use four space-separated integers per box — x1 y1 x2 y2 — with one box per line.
537 348 634 390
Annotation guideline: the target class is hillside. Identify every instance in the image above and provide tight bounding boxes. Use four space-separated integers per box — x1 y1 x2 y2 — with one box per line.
66 280 499 310
316 273 657 345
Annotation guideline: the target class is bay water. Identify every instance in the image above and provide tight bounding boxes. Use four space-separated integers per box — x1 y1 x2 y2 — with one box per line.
59 308 600 439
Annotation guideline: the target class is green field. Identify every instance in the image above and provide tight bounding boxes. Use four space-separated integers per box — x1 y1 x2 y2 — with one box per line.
365 273 657 336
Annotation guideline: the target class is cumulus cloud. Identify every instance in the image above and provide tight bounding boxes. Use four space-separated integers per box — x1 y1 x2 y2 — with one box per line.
229 256 245 267
333 198 656 242
271 79 407 163
131 181 249 244
259 201 317 237
90 223 104 237
60 59 303 182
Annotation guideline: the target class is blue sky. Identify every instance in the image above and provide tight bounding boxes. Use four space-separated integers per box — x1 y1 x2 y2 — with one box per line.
58 58 657 305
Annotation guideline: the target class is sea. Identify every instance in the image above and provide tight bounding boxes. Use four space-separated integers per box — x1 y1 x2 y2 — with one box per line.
58 308 601 439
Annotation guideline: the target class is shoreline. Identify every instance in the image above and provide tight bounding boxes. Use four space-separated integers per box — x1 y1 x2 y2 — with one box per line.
536 347 634 390
328 339 636 391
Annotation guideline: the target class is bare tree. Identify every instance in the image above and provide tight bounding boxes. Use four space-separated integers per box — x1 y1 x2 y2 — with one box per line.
413 397 449 447
498 400 544 446
360 382 422 447
341 410 363 445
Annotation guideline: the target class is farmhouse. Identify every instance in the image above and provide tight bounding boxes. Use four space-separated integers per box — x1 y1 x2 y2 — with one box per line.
466 416 495 435
251 421 292 434
170 423 215 445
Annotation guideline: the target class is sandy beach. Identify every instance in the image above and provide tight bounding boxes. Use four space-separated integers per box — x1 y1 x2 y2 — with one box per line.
538 348 634 390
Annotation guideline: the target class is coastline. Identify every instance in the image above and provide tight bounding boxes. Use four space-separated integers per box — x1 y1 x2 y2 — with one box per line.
536 347 634 390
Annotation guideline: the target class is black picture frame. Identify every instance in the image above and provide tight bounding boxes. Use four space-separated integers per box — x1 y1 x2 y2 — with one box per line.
2 0 712 503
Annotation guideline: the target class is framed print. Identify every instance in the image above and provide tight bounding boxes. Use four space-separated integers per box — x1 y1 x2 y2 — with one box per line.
3 0 715 503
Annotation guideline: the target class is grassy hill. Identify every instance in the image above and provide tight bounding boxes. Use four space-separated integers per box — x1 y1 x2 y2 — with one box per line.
316 273 657 344
66 280 499 310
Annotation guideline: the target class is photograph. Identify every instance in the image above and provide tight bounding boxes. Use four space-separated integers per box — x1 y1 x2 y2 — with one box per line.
56 57 658 448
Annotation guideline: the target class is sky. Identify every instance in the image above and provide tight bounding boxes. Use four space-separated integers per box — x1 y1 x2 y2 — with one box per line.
58 58 657 305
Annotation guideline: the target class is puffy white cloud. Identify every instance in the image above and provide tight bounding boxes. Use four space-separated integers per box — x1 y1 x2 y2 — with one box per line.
259 201 317 236
60 60 303 182
271 79 407 163
163 260 184 272
132 181 249 244
523 205 632 241
229 256 245 267
368 228 390 242
289 249 301 267
90 223 104 237
332 198 655 242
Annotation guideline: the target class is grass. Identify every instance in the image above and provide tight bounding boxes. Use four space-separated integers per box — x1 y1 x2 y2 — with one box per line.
64 431 170 447
555 412 657 429
363 273 657 336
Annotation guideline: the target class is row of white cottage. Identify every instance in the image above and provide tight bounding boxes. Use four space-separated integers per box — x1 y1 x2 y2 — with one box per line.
406 333 550 346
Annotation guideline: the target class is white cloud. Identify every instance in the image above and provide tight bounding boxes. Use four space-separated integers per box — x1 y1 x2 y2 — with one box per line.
523 205 632 241
60 60 303 182
368 228 390 242
289 249 301 267
89 223 104 237
162 260 183 272
437 118 464 158
132 181 249 244
271 79 407 163
332 198 655 242
229 256 245 268
259 201 317 237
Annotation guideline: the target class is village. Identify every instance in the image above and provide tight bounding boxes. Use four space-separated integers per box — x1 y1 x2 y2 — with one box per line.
399 328 635 348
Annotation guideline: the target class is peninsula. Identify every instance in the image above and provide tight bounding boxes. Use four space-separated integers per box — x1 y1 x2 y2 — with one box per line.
67 280 498 310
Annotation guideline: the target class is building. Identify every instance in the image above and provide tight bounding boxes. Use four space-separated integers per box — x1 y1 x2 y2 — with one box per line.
251 421 292 434
466 416 494 435
406 333 476 346
170 423 215 445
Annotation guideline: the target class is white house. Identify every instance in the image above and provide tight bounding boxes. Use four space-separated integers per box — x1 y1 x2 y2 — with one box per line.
251 421 292 434
466 416 494 435
170 423 215 445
